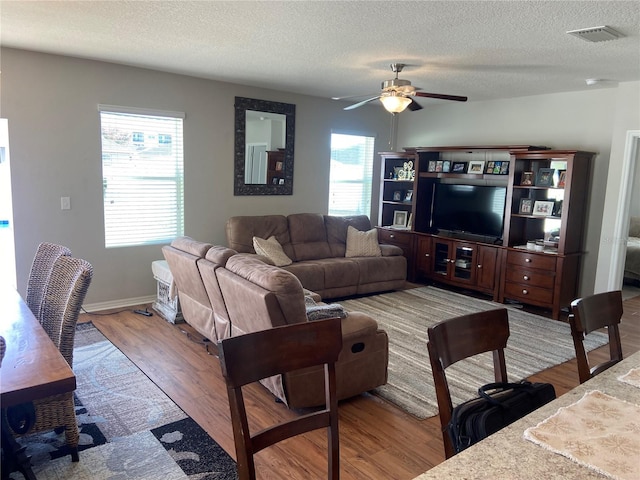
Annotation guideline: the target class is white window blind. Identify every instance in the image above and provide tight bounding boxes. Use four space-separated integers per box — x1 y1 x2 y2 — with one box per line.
99 105 184 248
328 133 375 217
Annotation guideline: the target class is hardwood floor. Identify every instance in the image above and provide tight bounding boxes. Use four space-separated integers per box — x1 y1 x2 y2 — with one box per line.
84 293 640 480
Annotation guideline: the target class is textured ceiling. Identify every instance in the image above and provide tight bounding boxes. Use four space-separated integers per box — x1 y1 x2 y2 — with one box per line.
1 1 639 108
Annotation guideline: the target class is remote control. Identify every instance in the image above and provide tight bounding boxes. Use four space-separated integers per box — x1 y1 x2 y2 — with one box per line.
133 309 153 316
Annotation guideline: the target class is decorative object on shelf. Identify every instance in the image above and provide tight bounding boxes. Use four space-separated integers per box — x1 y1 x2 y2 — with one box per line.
442 161 451 173
393 166 403 179
520 171 534 185
452 162 467 173
468 160 485 174
392 210 408 228
485 161 495 174
428 160 437 172
500 162 509 174
532 200 555 216
557 170 567 188
553 199 563 216
536 168 555 187
435 161 444 172
519 198 534 214
404 190 413 202
275 161 283 171
486 161 509 175
393 190 403 201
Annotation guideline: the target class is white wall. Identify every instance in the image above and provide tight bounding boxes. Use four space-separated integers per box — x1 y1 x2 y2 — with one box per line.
0 48 390 306
397 85 640 295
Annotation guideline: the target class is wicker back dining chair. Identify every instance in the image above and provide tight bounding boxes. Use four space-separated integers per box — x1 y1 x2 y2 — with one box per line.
25 242 71 320
6 255 93 462
569 290 624 384
427 308 510 459
218 317 343 480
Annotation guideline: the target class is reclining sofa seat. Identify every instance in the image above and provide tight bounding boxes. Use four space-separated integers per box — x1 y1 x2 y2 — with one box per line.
162 237 236 343
217 254 389 408
225 213 407 299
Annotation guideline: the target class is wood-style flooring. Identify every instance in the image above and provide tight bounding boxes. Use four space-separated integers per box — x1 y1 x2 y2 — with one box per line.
84 293 640 480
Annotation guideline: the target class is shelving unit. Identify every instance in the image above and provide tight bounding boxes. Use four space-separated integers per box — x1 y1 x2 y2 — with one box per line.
376 146 594 319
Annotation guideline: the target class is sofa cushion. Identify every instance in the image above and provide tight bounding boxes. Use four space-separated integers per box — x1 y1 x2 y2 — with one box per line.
226 215 294 258
225 255 306 324
288 213 332 261
345 226 382 258
325 215 373 257
252 236 293 267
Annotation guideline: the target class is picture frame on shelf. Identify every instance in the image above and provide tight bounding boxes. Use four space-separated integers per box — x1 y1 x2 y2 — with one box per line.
428 160 437 172
520 171 534 185
404 190 413 202
532 200 555 216
519 198 534 215
493 161 503 174
442 161 451 173
392 190 402 202
392 210 408 228
536 168 555 187
553 199 563 216
435 161 444 172
485 161 495 174
452 162 467 173
557 170 567 188
468 160 485 174
500 162 509 175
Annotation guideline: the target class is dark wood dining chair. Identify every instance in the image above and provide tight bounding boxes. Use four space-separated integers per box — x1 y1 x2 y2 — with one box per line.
25 242 71 320
569 290 623 384
427 308 510 459
218 317 343 480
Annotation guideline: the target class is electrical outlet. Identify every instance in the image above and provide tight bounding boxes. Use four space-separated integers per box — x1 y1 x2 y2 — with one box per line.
61 196 71 210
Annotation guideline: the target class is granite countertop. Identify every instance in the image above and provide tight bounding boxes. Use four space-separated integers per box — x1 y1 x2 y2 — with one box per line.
413 350 640 480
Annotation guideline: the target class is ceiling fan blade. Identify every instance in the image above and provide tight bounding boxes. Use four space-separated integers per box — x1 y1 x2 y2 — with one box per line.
407 99 423 111
415 92 468 102
344 96 381 110
332 92 379 101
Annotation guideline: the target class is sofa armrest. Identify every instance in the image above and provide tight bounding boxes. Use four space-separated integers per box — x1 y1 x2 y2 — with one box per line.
340 311 381 341
379 244 404 256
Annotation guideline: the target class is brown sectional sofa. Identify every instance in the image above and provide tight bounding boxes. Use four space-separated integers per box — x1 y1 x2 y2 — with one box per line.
162 227 393 408
225 213 407 299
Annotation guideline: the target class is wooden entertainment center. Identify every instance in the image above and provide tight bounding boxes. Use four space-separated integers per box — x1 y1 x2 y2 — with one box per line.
377 146 595 319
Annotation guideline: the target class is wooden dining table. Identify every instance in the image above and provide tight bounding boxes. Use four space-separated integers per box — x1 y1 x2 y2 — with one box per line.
413 349 640 480
0 286 77 480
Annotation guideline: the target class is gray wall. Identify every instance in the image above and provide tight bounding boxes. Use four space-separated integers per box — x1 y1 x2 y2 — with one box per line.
0 48 390 307
397 83 640 294
3 47 637 307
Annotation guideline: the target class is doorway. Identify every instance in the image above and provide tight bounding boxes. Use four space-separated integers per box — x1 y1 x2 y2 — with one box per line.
0 118 16 287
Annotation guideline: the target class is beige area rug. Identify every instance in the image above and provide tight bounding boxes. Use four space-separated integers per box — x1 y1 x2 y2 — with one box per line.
340 287 608 419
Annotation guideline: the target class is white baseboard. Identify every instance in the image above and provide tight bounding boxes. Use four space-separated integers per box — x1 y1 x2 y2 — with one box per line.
83 295 156 314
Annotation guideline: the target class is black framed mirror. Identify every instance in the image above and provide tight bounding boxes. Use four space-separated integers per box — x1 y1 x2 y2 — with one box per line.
234 97 295 195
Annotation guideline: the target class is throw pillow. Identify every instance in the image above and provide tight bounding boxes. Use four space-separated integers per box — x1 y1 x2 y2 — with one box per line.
252 236 293 267
345 226 382 258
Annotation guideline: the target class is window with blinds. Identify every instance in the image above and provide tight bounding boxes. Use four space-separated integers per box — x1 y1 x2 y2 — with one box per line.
99 105 184 248
328 133 375 217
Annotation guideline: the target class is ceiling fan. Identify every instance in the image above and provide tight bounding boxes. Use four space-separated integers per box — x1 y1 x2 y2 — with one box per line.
334 63 468 114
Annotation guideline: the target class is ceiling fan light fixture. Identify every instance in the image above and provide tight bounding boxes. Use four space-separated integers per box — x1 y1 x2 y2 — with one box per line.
380 95 412 113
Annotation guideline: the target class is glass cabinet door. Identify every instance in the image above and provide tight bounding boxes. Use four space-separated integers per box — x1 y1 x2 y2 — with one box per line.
433 241 451 277
452 245 475 282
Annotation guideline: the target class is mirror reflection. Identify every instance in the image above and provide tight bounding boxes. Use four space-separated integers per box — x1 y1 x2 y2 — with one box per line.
244 111 286 184
234 97 295 196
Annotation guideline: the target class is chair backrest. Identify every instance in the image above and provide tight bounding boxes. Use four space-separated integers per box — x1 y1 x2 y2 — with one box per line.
569 290 623 384
26 242 72 320
40 256 93 367
427 308 510 459
218 317 343 480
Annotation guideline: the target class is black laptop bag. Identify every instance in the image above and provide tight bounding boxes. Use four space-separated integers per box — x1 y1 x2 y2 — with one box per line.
447 380 556 454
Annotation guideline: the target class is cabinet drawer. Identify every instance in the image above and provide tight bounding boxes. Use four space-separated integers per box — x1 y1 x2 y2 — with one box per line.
378 229 413 249
505 269 555 289
504 282 553 304
506 251 556 271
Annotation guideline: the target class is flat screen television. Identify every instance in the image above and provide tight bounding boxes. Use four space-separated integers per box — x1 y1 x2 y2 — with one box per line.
431 183 507 240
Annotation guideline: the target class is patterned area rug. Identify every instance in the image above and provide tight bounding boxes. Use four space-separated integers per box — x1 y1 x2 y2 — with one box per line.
340 286 609 420
9 322 237 480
